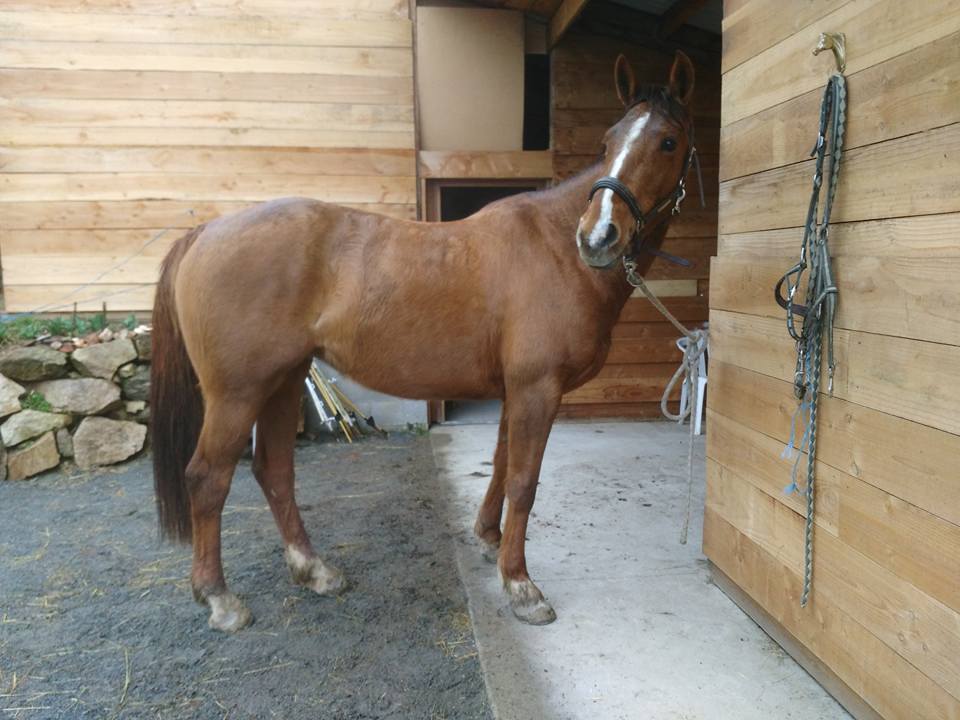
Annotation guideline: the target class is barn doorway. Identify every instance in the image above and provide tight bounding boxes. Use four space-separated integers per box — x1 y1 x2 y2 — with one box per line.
425 180 543 424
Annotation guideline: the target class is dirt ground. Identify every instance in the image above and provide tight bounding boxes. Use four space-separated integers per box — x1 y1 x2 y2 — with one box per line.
0 435 492 719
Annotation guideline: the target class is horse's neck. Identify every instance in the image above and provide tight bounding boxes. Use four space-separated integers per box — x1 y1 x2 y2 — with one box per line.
538 164 638 314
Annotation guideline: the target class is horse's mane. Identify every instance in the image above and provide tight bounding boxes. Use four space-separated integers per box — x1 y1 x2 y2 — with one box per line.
628 84 690 128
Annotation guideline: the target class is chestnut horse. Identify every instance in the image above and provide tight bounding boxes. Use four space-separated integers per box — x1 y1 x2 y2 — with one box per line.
151 52 696 631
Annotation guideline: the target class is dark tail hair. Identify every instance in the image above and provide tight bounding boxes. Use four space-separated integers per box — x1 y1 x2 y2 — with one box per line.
151 225 205 543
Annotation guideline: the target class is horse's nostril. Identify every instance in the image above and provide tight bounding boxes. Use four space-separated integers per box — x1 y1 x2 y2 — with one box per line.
582 223 620 253
602 224 619 248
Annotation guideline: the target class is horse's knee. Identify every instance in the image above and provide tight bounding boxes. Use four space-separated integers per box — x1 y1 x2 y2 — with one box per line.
505 475 537 511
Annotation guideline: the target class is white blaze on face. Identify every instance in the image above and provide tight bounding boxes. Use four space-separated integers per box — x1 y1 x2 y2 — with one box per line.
587 112 650 250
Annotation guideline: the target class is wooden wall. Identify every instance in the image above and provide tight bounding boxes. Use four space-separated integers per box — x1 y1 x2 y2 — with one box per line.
0 0 416 313
551 30 720 418
705 1 960 717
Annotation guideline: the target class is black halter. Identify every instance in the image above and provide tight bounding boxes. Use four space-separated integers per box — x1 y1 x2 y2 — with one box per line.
588 135 702 268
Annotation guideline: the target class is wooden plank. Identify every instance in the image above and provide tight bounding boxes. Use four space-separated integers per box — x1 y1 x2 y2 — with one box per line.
620 295 707 323
0 41 413 75
718 213 960 259
721 0 960 127
0 0 410 19
5 254 165 286
0 11 410 47
556 401 667 419
0 11 411 47
720 0 851 74
5 283 157 313
630 279 698 298
707 408 960 612
417 150 553 179
1 228 177 256
718 123 960 234
635 238 717 281
706 460 960 698
548 0 589 47
709 307 960 441
0 126 415 149
660 0 711 37
611 320 695 339
605 335 685 364
0 69 414 105
0 174 417 203
562 366 682 404
708 361 960 528
710 255 960 346
703 506 960 720
0 200 415 230
0 98 413 132
0 147 416 176
709 565 884 720
720 31 960 181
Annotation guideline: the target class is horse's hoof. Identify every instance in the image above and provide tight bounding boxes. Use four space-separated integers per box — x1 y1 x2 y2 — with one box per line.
480 539 500 564
207 592 253 633
286 547 348 597
505 579 557 626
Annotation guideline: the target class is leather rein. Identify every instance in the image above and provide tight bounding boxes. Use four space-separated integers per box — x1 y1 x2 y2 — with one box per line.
587 124 704 268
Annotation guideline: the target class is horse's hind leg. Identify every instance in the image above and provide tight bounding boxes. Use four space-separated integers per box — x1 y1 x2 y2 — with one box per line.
253 363 346 596
186 397 258 632
474 401 509 563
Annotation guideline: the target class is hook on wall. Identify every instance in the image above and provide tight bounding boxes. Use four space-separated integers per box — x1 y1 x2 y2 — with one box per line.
813 32 846 73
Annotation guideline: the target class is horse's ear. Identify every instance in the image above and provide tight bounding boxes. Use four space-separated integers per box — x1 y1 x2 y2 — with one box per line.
668 50 695 106
614 54 636 107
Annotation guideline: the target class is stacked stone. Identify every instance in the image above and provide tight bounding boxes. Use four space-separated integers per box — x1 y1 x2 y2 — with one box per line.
0 330 152 480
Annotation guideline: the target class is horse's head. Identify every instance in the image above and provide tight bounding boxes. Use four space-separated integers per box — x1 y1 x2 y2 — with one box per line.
576 51 696 268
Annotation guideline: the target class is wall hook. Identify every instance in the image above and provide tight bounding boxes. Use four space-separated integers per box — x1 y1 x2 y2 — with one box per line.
813 32 846 73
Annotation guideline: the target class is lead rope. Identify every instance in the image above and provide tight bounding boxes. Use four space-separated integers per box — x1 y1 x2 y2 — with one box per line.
624 260 706 545
776 72 846 607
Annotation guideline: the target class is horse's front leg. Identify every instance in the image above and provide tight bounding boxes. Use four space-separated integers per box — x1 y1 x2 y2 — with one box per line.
499 378 561 625
474 400 509 563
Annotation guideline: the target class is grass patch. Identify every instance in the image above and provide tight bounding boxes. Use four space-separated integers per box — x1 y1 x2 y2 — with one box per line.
21 391 53 413
0 313 135 346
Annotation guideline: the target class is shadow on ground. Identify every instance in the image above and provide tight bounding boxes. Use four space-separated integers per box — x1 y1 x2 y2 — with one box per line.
0 435 491 720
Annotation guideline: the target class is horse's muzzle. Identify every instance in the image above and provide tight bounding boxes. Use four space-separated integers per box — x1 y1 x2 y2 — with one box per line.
577 223 622 268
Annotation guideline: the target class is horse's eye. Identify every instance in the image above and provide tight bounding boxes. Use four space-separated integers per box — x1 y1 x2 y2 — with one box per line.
661 138 677 152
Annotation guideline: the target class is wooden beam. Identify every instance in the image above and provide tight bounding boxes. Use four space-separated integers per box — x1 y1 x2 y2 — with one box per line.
659 0 710 37
417 150 553 179
548 0 588 47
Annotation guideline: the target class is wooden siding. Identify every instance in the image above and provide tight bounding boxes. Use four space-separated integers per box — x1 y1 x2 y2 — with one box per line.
706 1 960 717
0 0 416 313
551 31 720 418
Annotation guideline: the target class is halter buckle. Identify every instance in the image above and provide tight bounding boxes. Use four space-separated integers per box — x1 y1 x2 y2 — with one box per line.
672 182 687 216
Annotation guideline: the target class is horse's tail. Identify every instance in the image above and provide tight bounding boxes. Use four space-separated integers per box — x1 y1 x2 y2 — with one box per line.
150 224 205 544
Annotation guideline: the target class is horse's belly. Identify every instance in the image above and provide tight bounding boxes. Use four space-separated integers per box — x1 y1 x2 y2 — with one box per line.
320 330 501 401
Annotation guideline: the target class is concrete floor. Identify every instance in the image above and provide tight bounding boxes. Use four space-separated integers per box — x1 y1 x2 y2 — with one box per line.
431 421 849 720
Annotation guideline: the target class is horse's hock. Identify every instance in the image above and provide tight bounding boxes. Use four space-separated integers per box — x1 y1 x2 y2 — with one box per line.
0 329 152 479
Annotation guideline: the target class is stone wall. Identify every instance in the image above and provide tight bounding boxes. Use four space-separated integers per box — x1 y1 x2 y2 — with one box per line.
0 327 151 480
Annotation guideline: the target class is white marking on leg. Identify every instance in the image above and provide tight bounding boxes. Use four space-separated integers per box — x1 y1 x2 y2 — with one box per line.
207 592 252 633
285 546 346 596
588 113 650 249
503 578 557 625
286 546 311 573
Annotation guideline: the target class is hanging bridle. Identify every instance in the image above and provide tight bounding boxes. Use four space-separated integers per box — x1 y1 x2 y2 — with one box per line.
587 117 703 268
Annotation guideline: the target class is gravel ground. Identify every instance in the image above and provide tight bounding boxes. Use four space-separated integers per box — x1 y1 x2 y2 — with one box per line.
0 434 492 720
